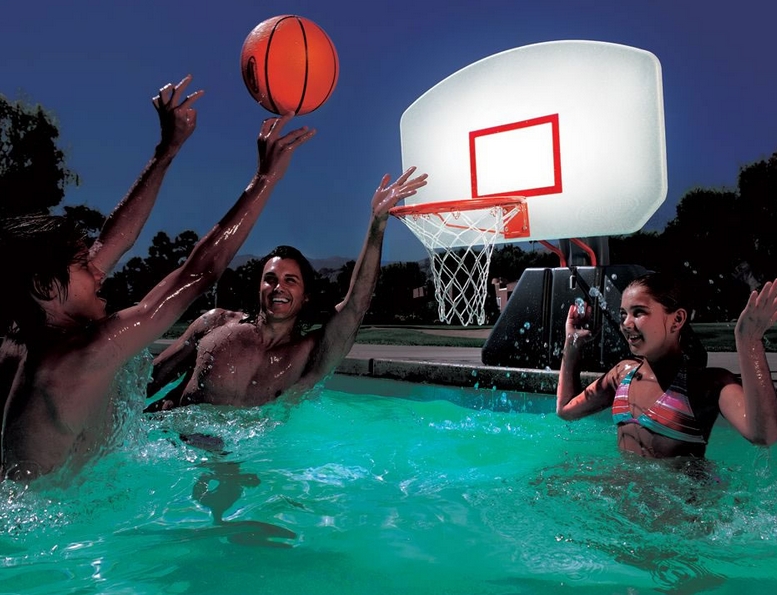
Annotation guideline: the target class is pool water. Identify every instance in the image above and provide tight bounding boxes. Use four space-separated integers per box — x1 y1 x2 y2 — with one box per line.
2 373 777 594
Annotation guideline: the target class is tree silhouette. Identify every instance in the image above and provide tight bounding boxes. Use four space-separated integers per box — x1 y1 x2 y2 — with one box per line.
335 260 356 299
215 257 265 313
736 152 777 282
62 204 106 243
101 230 209 321
489 243 557 280
0 95 78 216
370 261 431 323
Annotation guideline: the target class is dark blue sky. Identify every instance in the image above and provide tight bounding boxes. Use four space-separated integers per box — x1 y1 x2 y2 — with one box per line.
2 0 775 263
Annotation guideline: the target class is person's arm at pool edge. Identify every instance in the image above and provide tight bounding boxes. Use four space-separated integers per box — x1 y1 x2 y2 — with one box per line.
146 317 203 411
146 309 233 411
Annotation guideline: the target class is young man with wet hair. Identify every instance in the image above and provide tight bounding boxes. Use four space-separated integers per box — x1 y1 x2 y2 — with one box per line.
0 76 314 480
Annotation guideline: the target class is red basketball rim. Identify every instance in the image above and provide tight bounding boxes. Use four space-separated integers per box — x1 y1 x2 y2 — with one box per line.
389 195 525 217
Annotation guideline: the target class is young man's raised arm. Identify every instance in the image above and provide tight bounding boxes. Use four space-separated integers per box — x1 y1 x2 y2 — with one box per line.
98 114 314 363
89 75 203 276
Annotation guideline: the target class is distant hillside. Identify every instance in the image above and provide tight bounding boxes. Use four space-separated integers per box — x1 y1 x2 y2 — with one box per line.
230 254 352 272
230 254 430 277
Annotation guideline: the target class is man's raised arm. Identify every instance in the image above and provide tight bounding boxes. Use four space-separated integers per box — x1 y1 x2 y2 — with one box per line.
99 114 314 362
300 167 428 384
90 75 203 276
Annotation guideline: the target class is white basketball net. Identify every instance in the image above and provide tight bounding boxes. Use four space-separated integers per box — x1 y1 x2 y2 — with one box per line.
392 202 523 326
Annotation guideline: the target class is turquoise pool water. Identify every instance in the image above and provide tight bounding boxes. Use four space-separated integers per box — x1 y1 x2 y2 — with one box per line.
2 372 777 594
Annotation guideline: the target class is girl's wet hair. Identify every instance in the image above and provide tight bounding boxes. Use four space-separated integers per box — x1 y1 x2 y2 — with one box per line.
0 214 88 339
626 271 687 313
625 271 708 366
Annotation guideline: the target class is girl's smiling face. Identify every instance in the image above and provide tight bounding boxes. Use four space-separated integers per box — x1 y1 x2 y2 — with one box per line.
619 284 684 360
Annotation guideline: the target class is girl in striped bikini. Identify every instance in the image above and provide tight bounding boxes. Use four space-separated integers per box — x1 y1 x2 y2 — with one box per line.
556 272 777 459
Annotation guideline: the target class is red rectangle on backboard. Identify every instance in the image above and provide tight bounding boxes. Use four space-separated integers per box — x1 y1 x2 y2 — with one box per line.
469 114 562 199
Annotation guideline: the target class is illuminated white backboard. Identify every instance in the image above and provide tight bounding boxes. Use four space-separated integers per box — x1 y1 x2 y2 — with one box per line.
398 40 667 246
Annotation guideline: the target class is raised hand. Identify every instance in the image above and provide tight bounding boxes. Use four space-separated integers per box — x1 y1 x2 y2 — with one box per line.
256 113 316 182
152 74 204 149
735 278 777 341
371 166 429 220
564 301 595 349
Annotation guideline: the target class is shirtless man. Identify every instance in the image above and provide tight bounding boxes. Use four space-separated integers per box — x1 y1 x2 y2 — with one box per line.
0 75 314 480
147 168 428 408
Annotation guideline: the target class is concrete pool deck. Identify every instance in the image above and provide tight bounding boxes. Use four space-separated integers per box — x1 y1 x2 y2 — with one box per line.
151 336 777 396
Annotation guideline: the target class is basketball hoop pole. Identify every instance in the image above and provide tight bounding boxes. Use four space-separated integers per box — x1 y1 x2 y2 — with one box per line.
570 238 597 267
538 240 567 267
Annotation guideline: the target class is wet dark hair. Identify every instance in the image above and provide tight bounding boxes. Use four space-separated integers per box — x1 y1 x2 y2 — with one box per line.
241 245 318 330
625 271 707 366
625 271 687 314
0 214 88 339
259 245 317 295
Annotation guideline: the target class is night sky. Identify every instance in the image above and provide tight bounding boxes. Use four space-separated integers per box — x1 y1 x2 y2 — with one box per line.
2 0 775 264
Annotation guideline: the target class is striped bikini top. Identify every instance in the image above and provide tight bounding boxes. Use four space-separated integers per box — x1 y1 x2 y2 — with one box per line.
611 362 706 444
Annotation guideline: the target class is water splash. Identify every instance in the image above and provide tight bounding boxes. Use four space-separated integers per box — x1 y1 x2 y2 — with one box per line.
587 287 608 310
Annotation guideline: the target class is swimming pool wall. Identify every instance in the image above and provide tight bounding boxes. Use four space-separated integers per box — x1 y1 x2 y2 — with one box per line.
333 355 600 411
336 354 599 392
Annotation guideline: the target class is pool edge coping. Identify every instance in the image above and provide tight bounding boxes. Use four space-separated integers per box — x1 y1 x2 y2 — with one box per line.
335 356 599 395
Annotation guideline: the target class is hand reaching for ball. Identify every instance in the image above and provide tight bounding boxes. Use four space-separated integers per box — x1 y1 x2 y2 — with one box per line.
256 113 316 183
152 74 204 150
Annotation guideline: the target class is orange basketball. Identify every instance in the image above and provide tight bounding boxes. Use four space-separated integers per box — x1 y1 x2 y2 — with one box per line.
240 15 339 115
